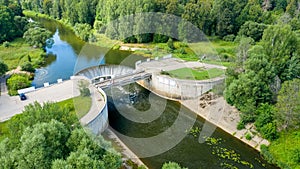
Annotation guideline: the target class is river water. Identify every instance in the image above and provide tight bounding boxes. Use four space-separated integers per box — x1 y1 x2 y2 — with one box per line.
34 18 277 169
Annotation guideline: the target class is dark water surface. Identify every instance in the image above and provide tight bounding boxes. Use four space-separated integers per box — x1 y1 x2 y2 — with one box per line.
106 84 277 169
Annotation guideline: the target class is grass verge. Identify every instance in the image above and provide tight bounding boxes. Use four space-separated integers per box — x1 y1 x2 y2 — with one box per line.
57 96 92 119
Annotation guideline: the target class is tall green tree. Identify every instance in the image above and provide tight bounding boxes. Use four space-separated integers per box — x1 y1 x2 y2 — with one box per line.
0 5 16 43
23 27 53 48
238 21 267 41
225 52 275 117
261 24 300 81
275 79 300 130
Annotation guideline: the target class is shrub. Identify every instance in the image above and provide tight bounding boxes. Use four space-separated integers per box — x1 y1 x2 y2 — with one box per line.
223 34 236 42
162 162 187 169
7 74 31 95
0 61 8 76
21 62 35 73
245 133 252 140
3 41 10 48
254 104 274 130
260 144 277 164
237 121 245 130
260 123 279 140
167 38 175 50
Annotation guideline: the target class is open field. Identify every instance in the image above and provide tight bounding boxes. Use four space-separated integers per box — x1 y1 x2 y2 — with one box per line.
0 38 44 70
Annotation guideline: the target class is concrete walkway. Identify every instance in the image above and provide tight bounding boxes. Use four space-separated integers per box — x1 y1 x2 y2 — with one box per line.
137 58 227 73
0 80 80 122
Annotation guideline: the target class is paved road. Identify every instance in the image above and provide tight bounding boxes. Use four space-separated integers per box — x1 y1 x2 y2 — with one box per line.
0 80 80 122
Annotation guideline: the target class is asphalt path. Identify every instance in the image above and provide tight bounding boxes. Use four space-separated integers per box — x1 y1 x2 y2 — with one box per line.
0 80 79 121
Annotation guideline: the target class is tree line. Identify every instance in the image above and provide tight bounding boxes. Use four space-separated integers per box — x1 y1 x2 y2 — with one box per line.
18 0 300 43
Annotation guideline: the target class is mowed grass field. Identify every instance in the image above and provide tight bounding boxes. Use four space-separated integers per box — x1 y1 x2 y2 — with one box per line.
0 38 44 70
164 68 225 80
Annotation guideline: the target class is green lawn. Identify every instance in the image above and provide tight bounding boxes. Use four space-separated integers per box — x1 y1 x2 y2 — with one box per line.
269 130 300 169
164 68 225 80
57 96 92 119
0 121 9 141
0 38 45 70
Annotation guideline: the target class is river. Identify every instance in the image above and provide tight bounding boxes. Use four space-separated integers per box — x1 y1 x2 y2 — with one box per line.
34 18 277 169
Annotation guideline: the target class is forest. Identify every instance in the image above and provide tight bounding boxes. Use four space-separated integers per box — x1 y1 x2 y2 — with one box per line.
0 0 300 168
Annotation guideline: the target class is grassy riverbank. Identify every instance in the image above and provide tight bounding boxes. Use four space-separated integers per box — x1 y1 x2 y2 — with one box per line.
23 10 236 68
0 38 45 70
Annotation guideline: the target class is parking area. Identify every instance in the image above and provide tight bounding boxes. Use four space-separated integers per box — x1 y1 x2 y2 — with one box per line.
0 80 80 121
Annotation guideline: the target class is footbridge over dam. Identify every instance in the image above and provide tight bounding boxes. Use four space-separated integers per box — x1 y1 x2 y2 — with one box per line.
76 65 151 89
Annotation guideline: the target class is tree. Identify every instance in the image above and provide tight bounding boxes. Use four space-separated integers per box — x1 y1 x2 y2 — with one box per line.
238 21 267 41
0 101 122 169
275 79 300 130
261 24 300 81
211 0 246 37
0 61 8 76
162 162 187 169
254 104 278 140
8 102 79 143
15 120 69 169
236 0 263 26
225 53 275 118
74 23 92 41
23 27 53 48
236 37 254 66
0 5 16 43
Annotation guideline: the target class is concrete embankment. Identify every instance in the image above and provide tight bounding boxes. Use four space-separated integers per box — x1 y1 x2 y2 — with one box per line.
104 128 148 168
137 81 269 152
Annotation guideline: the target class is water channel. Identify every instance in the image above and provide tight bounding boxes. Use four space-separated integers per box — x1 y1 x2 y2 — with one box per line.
34 18 277 169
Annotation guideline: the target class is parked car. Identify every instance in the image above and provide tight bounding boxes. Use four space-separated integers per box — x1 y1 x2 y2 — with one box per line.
19 93 27 101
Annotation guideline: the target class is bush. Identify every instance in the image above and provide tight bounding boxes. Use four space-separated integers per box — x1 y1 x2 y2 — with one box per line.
0 61 8 76
237 121 245 130
167 38 175 50
245 133 252 140
260 144 277 164
3 41 10 48
223 34 236 42
7 74 31 95
162 162 187 169
177 47 186 54
21 62 35 73
260 123 279 140
254 104 274 130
